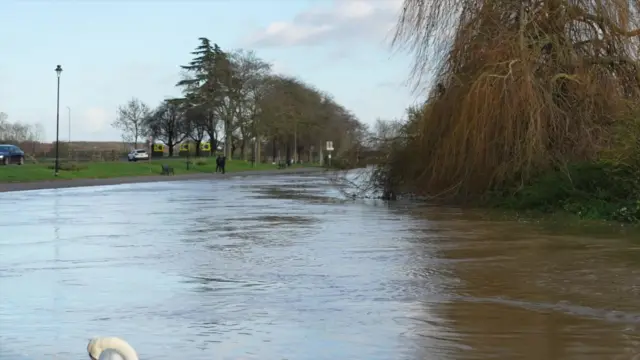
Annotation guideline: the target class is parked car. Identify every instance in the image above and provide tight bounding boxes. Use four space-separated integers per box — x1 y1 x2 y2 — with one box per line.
127 149 150 162
0 144 25 165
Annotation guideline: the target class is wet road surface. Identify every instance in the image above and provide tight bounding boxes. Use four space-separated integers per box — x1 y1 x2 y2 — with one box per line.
1 173 639 359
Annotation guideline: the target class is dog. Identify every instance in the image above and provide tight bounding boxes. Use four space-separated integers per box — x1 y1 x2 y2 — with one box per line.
87 336 138 360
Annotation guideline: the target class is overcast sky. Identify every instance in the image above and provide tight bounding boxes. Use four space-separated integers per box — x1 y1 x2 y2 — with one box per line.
0 0 418 142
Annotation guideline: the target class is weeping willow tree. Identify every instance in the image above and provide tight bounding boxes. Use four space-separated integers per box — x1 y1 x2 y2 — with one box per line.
384 0 640 200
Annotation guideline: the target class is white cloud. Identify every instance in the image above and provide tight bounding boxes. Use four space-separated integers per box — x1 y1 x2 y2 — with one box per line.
81 107 110 134
245 0 403 48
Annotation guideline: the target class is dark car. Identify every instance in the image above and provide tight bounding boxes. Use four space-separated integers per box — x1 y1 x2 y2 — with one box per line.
0 144 25 165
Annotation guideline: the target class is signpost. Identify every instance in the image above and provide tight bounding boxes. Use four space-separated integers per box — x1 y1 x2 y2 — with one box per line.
252 137 257 168
326 141 333 167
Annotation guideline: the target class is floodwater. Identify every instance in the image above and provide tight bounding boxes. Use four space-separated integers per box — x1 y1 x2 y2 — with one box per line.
1 173 639 360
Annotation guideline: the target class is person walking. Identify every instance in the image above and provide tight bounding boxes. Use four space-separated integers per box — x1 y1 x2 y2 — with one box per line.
220 155 226 174
215 155 222 173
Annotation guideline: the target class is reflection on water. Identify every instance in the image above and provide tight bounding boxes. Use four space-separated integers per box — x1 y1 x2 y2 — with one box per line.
0 174 639 359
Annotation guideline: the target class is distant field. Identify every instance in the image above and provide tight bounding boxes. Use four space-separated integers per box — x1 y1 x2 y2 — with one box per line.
0 158 314 183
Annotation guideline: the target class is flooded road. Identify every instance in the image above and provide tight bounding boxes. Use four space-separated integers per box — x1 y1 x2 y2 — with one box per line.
0 173 639 359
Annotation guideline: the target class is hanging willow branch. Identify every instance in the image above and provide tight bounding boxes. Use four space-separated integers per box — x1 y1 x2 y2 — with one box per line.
380 0 640 200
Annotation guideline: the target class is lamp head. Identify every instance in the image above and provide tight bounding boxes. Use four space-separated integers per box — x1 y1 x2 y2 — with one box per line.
55 65 63 77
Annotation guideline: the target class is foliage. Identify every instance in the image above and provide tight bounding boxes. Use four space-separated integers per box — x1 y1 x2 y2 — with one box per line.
486 161 640 223
177 38 227 155
228 49 272 160
113 37 367 164
182 104 208 156
325 157 353 170
145 100 187 156
374 0 640 205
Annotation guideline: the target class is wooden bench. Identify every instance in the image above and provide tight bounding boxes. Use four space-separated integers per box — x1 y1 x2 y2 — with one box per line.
277 161 287 169
160 164 174 175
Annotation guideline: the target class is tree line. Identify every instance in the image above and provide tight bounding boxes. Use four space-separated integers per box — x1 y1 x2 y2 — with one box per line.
113 38 368 162
0 112 45 144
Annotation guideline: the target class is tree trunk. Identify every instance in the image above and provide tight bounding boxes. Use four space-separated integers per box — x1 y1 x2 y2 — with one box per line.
231 138 237 158
224 119 233 160
286 142 291 163
239 127 248 160
272 138 277 163
256 135 261 163
240 138 246 160
297 146 303 164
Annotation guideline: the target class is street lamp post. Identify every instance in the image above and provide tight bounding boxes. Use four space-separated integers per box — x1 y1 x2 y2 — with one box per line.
54 65 63 176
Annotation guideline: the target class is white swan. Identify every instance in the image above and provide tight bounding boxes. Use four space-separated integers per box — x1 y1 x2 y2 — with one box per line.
87 337 139 360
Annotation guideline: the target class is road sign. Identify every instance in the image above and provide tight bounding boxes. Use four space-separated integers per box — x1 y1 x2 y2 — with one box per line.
326 141 334 151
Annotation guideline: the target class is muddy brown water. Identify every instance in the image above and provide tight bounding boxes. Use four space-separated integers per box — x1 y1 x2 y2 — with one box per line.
0 173 639 359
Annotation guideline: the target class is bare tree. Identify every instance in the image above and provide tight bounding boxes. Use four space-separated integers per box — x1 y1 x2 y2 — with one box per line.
10 122 29 141
112 98 150 148
228 49 272 160
0 113 46 155
145 100 188 156
33 123 45 142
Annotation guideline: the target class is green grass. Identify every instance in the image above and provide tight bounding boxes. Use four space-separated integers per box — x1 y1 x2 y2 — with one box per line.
0 158 315 183
484 161 640 223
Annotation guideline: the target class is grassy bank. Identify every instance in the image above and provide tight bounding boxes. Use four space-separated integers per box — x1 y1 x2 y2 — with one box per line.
0 158 314 183
484 162 640 223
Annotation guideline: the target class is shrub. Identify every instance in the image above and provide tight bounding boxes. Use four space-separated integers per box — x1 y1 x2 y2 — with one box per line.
325 158 354 170
487 162 640 222
47 162 87 172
